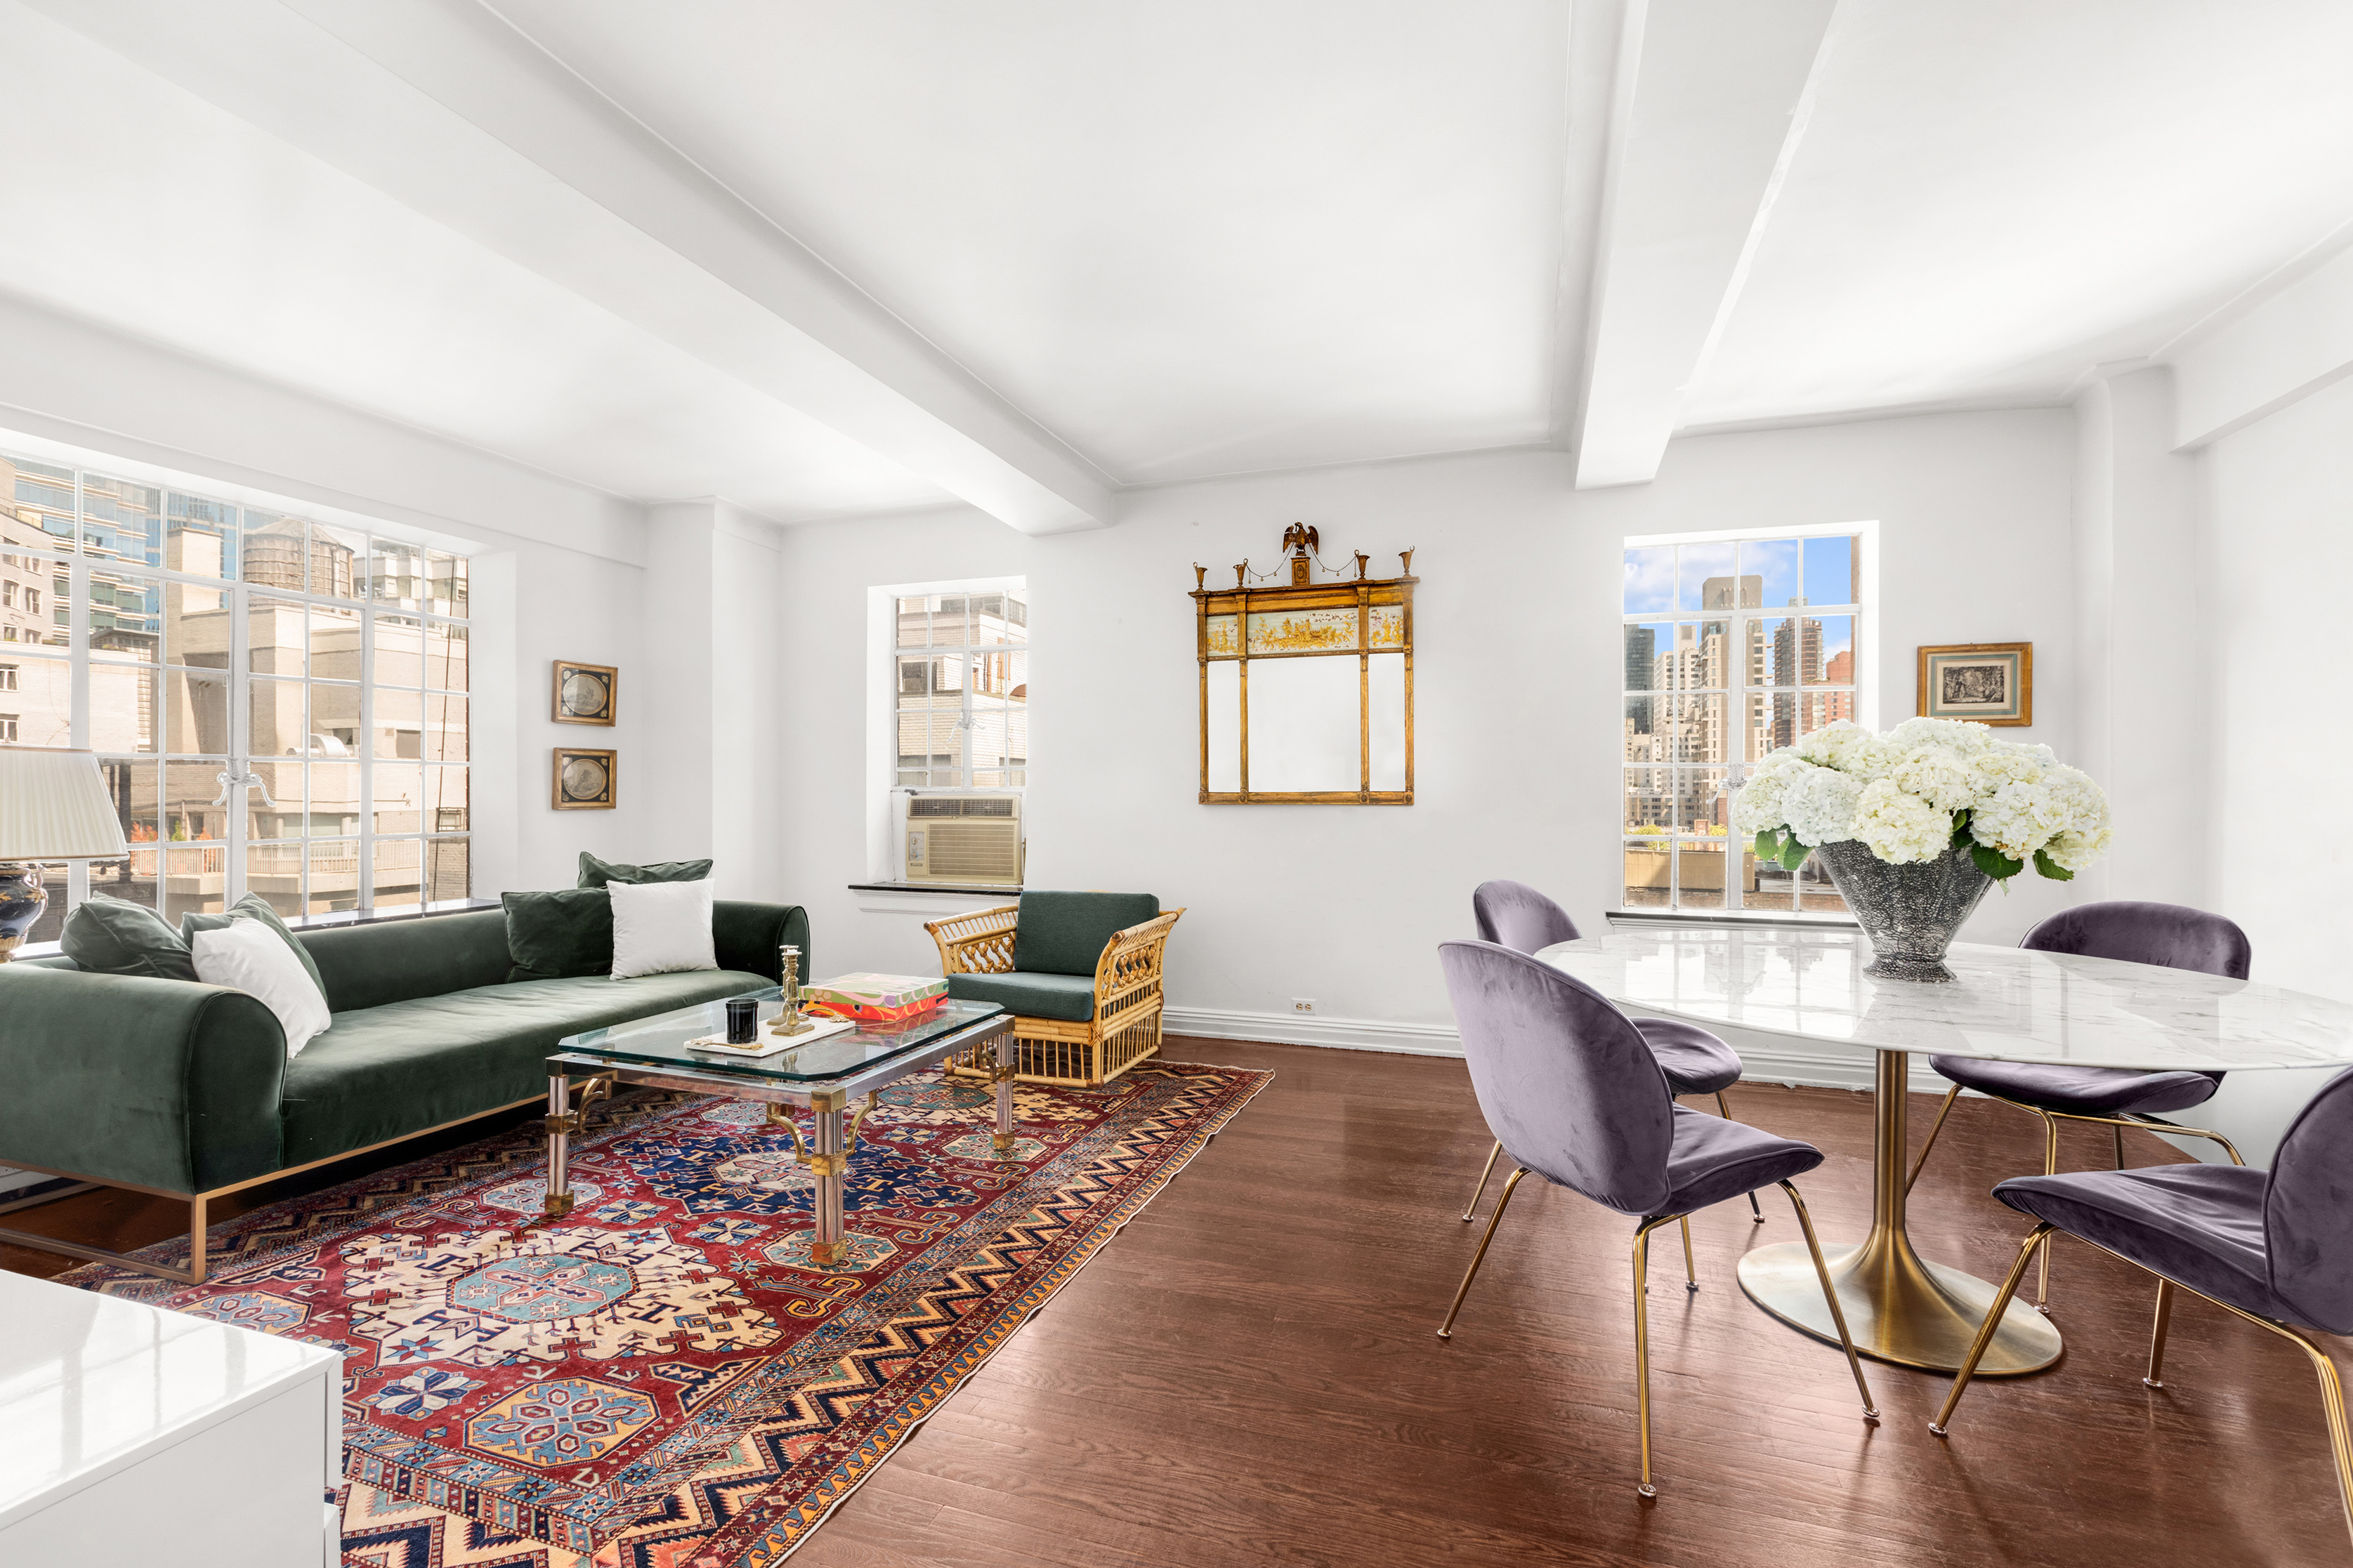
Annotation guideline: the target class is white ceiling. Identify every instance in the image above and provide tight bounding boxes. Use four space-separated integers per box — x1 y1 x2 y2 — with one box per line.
1684 0 2353 430
490 0 1574 487
4 0 2353 525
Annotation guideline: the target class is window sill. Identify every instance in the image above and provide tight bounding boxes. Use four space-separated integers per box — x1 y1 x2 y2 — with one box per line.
8 897 500 961
1609 908 1859 932
848 881 1022 897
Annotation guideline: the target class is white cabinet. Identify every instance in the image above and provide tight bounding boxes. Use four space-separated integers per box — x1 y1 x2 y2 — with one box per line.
0 1270 341 1567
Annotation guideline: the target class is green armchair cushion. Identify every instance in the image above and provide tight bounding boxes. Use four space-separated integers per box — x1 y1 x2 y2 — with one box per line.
279 969 765 1166
503 890 614 982
59 893 199 982
946 970 1097 1022
577 852 715 888
183 893 329 1003
1009 891 1160 977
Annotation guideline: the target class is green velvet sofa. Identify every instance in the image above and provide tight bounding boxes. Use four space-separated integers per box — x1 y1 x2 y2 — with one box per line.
0 900 806 1282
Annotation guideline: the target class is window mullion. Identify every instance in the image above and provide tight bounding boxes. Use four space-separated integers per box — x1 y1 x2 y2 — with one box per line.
358 604 375 911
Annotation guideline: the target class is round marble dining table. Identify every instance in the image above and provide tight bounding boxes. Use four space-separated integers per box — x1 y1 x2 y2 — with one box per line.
1537 925 2353 1376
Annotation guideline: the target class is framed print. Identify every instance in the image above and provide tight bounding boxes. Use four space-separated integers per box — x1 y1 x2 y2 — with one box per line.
553 660 617 726
1918 643 2032 726
552 747 616 810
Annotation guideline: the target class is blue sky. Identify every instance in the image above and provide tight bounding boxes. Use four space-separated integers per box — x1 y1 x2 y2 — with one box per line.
1623 536 1857 689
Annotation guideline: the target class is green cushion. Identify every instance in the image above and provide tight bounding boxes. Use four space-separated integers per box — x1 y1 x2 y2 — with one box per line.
183 893 329 1004
297 910 512 1013
1009 890 1159 977
946 970 1097 1022
279 970 766 1166
60 893 198 982
503 889 613 982
577 852 714 889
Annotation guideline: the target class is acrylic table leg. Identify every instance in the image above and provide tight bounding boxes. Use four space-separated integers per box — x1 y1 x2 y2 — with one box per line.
992 1026 1017 1158
809 1091 846 1267
544 1075 573 1217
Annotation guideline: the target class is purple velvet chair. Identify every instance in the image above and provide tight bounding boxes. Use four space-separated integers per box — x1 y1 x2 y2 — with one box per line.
1932 1065 2353 1548
1464 880 1761 1230
1435 939 1877 1498
1905 900 2253 1312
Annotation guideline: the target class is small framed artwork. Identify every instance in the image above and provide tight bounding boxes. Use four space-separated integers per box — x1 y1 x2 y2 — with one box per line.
553 660 617 726
1918 643 2032 726
552 747 617 810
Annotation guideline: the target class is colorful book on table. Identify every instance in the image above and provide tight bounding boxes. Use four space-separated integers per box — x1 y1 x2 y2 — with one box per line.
802 973 950 1025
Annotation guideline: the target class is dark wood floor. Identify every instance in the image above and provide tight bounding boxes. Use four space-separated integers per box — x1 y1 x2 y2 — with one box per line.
7 1039 2347 1567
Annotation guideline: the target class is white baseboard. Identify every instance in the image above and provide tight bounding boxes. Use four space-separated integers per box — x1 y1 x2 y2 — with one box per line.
1162 1006 1463 1058
1160 1005 1948 1094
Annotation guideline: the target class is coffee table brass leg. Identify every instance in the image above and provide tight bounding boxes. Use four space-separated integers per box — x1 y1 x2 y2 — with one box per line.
544 1074 572 1217
992 1027 1017 1158
810 1092 846 1267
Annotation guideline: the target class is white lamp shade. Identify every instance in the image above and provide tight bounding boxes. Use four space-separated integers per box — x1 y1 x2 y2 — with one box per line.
0 748 131 861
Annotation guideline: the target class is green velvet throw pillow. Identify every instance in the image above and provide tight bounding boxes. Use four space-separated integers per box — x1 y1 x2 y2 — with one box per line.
1010 890 1161 977
577 851 715 889
60 893 199 982
183 893 331 1007
504 888 615 982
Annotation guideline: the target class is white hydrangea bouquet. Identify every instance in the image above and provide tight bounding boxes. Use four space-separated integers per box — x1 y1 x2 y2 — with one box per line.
1733 718 2111 883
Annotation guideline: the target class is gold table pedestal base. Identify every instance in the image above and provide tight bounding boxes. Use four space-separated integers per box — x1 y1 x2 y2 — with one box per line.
1738 1235 2062 1375
1736 1046 2064 1376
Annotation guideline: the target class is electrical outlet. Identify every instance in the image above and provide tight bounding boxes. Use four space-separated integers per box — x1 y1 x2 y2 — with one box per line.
1292 997 1316 1014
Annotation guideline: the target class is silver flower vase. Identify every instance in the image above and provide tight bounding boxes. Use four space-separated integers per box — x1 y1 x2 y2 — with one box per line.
1814 839 1993 982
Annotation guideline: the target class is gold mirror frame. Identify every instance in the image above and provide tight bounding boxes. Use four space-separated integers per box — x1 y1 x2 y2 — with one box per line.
1193 548 1415 805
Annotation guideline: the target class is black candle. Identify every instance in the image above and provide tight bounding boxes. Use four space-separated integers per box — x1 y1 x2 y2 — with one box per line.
726 997 757 1044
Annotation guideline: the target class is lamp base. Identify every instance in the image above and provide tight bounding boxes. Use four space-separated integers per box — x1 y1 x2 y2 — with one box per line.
0 864 50 962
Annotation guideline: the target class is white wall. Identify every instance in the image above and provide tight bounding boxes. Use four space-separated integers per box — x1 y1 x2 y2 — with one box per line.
2190 370 2353 1161
779 408 2082 1065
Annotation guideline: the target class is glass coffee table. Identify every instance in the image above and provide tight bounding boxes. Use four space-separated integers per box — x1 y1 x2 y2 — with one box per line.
544 989 1014 1267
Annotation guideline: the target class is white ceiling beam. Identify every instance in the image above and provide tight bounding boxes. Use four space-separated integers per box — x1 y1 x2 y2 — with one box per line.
2167 238 2353 450
1570 0 1841 489
24 0 1118 534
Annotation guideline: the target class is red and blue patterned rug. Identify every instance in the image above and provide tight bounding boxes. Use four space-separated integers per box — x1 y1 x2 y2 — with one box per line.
62 1060 1269 1566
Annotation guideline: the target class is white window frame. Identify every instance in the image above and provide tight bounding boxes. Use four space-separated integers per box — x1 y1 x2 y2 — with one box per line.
863 575 1028 885
1620 522 1877 915
3 435 473 935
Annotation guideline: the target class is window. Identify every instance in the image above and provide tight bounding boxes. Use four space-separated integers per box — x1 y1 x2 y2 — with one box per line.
1621 532 1862 914
893 585 1028 788
0 716 15 742
2 444 470 941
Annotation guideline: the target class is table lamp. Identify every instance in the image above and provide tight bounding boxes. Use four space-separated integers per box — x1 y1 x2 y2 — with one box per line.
0 747 131 961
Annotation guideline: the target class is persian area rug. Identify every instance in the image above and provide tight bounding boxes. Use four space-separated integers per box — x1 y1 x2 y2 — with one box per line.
62 1060 1269 1567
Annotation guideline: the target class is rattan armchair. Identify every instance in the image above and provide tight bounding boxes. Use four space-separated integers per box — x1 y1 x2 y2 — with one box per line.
926 899 1184 1087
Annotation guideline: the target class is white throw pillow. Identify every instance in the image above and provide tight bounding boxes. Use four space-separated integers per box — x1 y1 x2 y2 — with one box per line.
192 917 333 1059
610 878 718 979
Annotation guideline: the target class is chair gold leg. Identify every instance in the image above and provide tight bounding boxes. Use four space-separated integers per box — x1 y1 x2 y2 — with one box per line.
1632 1217 1670 1499
2144 1278 2174 1388
1777 1180 1877 1421
1903 1084 1964 1197
1437 1166 1527 1339
1716 1092 1764 1222
1461 1138 1502 1223
1930 1223 2053 1435
1679 1215 1698 1292
2035 1111 2061 1312
2288 1330 2353 1548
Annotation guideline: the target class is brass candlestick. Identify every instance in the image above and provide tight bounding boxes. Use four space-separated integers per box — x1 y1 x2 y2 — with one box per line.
768 944 815 1036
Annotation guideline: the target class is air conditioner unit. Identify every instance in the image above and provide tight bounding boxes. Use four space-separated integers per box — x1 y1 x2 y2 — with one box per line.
901 791 1024 885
